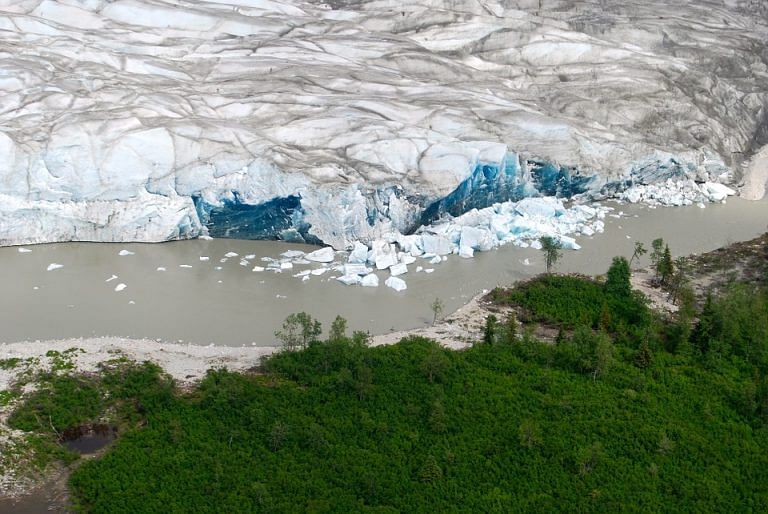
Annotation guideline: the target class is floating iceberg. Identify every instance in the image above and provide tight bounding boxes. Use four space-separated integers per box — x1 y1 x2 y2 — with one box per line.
385 276 407 292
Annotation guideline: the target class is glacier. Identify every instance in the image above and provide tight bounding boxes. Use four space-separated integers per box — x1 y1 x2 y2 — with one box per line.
0 0 766 249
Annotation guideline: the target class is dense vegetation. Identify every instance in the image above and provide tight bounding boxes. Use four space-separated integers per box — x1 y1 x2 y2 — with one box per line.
6 246 768 512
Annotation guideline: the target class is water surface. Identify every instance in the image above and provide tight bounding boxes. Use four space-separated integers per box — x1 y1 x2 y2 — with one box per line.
0 199 765 346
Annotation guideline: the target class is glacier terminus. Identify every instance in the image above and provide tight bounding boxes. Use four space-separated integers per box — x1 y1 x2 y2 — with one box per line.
0 0 766 252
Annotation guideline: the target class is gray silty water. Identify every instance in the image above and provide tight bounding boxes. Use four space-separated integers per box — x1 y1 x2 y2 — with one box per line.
0 198 766 346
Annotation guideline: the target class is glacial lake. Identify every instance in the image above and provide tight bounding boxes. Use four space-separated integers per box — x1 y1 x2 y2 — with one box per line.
1 198 766 347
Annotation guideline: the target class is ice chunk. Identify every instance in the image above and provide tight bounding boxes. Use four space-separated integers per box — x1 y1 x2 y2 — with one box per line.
530 240 543 250
424 269 434 274
179 264 193 268
156 267 166 271
306 247 335 263
416 266 424 272
310 268 328 276
522 258 531 266
199 256 210 261
702 182 736 202
459 226 496 252
458 246 474 258
389 263 408 276
348 241 369 264
558 236 581 250
280 262 294 270
343 263 371 276
371 240 398 270
105 274 118 282
224 252 238 258
294 270 312 277
18 247 32 253
360 273 379 287
302 275 310 282
421 234 453 256
337 274 362 285
399 253 417 265
515 197 564 218
239 259 249 266
118 249 135 256
46 263 63 271
281 250 305 259
245 254 256 260
429 255 442 265
252 266 265 272
385 276 407 291
114 283 127 292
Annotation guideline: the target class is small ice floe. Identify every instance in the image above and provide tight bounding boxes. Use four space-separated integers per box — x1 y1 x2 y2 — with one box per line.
245 254 256 260
424 269 434 274
118 249 135 256
215 266 222 270
105 274 118 282
389 263 408 276
239 260 249 266
252 266 265 272
280 262 293 270
416 266 423 272
293 259 311 265
129 300 136 304
429 255 442 265
626 235 631 239
156 267 166 271
18 247 32 253
522 258 531 266
275 294 287 299
361 274 379 287
294 270 312 278
46 263 63 271
337 274 362 285
306 247 335 263
199 256 210 261
281 250 305 259
385 276 407 291
33 286 39 290
179 264 192 268
224 252 239 258
302 276 310 282
114 283 127 292
310 268 328 276
217 280 223 284
260 257 274 262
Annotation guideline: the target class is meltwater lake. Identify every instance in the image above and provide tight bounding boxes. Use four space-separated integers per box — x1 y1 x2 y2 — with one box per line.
1 198 766 346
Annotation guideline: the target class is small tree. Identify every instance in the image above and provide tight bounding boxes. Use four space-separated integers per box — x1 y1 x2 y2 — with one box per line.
629 241 647 269
657 245 675 287
605 256 632 298
635 339 653 368
328 315 348 343
540 236 563 274
668 257 690 304
650 238 665 273
503 312 518 344
275 312 322 351
421 345 449 383
430 297 444 326
483 314 498 344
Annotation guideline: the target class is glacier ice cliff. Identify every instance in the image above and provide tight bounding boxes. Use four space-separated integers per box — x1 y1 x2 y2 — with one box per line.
0 0 766 248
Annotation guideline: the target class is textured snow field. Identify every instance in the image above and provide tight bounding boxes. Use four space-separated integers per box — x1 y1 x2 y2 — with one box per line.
0 0 765 248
